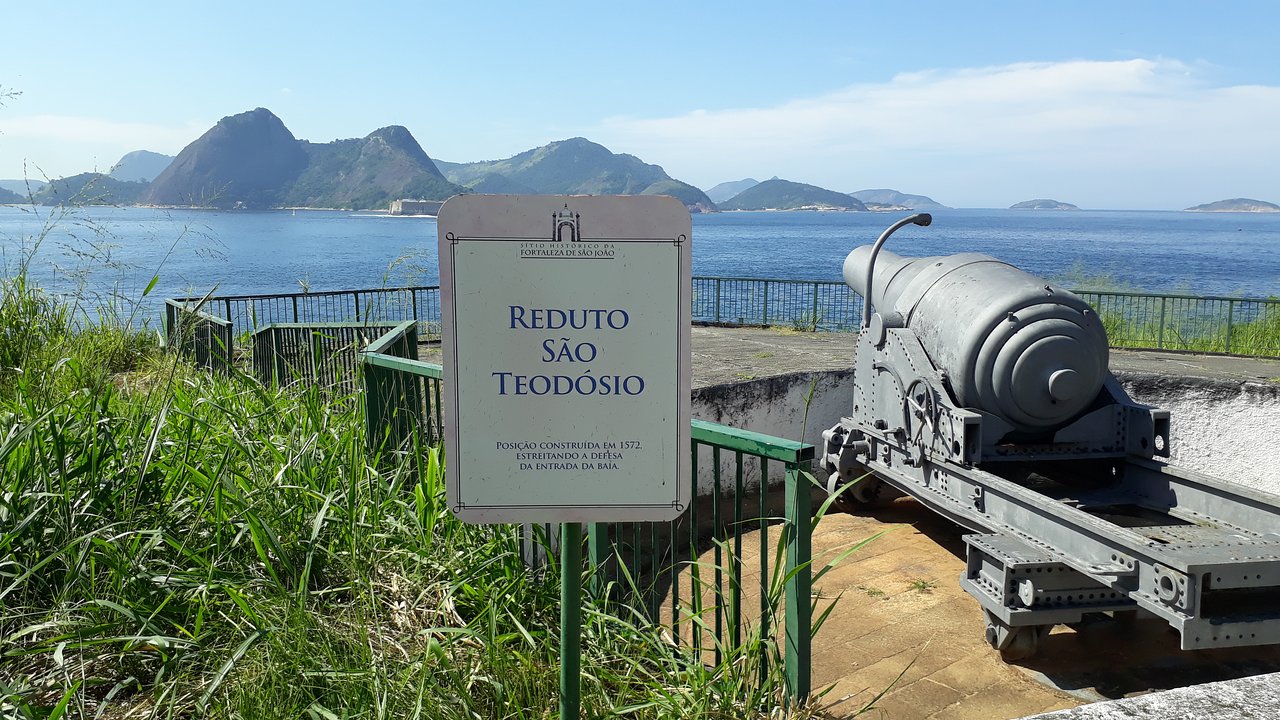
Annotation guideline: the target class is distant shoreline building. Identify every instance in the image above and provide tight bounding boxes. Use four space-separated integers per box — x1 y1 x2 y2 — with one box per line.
389 199 443 215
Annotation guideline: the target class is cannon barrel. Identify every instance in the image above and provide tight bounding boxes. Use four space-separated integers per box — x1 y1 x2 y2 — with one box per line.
843 247 1109 431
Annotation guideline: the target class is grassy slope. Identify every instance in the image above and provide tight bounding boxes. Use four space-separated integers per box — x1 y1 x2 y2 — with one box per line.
0 274 837 719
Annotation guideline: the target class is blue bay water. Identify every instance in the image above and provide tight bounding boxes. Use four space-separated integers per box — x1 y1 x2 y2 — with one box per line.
2 206 1278 319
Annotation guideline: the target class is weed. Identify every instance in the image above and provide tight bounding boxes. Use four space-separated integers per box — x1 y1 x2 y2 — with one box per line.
908 578 938 593
858 585 886 598
790 310 824 333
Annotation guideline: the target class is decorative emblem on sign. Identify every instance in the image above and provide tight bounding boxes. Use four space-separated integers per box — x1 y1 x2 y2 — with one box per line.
552 204 582 243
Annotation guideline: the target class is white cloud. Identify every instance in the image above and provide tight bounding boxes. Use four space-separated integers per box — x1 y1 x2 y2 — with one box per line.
588 59 1280 209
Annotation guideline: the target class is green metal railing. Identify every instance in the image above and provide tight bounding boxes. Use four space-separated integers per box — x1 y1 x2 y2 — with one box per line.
356 322 817 704
360 321 443 449
169 286 441 341
691 278 1280 356
692 277 860 332
1075 289 1280 357
584 421 816 703
252 322 402 390
176 279 1280 358
164 299 233 373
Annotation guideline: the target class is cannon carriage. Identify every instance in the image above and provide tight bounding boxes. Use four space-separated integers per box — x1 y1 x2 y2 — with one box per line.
820 215 1280 660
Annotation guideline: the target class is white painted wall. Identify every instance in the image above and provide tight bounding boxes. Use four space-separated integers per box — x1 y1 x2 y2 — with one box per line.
691 371 854 494
691 371 1280 498
1120 378 1280 495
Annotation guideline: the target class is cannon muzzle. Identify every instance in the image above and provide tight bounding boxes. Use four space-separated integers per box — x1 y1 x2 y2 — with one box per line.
843 246 1109 431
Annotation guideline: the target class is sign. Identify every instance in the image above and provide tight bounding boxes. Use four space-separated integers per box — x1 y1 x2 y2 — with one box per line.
438 194 691 523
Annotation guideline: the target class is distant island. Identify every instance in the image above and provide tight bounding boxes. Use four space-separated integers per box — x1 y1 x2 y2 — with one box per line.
705 178 760 204
110 150 174 183
34 173 149 206
1184 198 1280 213
850 189 949 210
719 178 866 211
1010 199 1079 210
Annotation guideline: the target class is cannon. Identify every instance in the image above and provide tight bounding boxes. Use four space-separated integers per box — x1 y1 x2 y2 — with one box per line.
820 215 1280 660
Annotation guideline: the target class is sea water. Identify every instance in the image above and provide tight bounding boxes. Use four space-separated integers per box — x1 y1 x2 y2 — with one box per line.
1 206 1278 316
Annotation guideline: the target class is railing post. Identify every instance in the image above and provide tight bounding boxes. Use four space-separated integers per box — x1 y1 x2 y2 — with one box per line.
361 353 379 449
292 296 299 322
1226 300 1235 354
811 282 820 331
714 278 722 323
1158 296 1167 349
762 280 770 326
354 291 362 322
783 463 812 704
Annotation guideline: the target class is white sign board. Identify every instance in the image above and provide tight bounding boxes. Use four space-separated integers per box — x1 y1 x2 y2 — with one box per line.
438 194 691 523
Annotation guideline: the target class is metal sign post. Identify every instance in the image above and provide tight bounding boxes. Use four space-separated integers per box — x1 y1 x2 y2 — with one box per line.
438 195 692 719
560 522 582 717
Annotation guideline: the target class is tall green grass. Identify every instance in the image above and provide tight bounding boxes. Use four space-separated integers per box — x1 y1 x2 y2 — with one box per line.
1061 266 1280 357
1 272 851 718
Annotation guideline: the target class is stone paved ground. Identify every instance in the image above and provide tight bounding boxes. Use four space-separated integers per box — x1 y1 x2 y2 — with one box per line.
677 497 1280 719
427 326 1280 718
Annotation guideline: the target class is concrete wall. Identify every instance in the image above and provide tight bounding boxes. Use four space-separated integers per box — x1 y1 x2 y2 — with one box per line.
1118 372 1280 494
691 370 854 494
692 369 1280 497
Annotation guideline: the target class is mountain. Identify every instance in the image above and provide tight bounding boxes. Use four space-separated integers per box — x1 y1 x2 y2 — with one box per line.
33 173 150 206
635 179 715 213
850 189 948 210
143 108 460 209
144 108 308 208
1010 199 1079 210
719 178 867 211
0 186 22 203
282 125 459 209
439 137 716 212
0 179 45 195
706 178 759 204
109 150 174 183
463 172 538 195
1185 198 1280 213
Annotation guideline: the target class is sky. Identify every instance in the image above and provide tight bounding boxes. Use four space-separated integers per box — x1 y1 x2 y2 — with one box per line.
2 0 1279 210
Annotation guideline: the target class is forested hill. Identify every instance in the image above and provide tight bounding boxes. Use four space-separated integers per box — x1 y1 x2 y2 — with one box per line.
33 173 149 206
720 178 867 211
143 108 460 209
438 138 716 213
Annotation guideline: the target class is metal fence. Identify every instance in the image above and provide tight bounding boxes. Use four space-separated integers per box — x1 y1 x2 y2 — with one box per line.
360 321 443 450
169 286 441 341
177 280 1280 358
1076 290 1280 357
164 299 233 373
356 332 817 704
587 421 816 703
252 322 402 390
693 277 862 332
